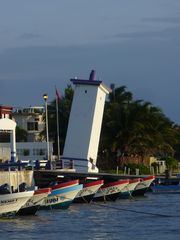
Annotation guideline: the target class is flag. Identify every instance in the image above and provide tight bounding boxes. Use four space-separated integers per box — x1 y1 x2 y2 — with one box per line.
55 87 61 101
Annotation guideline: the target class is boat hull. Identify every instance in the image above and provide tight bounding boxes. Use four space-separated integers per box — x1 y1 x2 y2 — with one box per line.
93 192 120 202
151 184 180 194
0 191 34 216
74 193 95 203
119 179 140 199
132 176 155 196
16 188 51 215
93 180 129 202
74 180 104 203
40 183 83 210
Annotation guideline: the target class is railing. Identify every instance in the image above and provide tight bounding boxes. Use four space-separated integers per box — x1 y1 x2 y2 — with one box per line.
0 162 28 171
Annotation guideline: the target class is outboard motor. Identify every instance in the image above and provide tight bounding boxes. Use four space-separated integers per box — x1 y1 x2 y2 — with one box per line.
0 183 11 194
19 182 28 192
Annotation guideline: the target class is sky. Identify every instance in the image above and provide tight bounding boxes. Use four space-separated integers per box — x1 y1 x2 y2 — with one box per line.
0 0 180 123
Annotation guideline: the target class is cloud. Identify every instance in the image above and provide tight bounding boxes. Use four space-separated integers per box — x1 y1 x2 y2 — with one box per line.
108 26 180 41
143 17 180 24
19 33 41 40
0 41 180 123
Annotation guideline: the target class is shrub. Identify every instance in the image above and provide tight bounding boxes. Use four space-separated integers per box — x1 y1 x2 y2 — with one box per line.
125 163 150 175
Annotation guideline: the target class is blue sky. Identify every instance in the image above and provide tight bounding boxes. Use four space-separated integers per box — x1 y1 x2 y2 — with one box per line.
0 0 180 123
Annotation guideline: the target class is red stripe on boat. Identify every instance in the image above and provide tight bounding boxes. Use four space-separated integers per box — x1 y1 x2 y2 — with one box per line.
34 188 51 195
51 180 79 190
101 180 129 188
143 176 155 181
84 180 104 188
129 178 141 184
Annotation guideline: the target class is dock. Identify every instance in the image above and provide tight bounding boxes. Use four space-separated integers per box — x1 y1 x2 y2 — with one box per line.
34 169 151 188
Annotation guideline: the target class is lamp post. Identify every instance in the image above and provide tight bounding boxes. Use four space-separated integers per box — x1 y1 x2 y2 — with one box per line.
43 94 50 161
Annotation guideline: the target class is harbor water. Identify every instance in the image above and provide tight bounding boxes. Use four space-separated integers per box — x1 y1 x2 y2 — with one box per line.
1 192 180 240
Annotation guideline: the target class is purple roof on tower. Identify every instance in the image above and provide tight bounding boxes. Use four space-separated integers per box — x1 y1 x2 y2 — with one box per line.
70 70 102 86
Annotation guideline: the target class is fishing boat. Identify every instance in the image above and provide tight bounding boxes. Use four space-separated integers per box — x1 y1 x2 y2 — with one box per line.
16 187 51 215
150 178 180 194
0 161 34 216
74 180 104 203
40 180 83 210
151 184 180 194
119 178 141 199
132 176 155 196
93 179 129 201
0 190 34 216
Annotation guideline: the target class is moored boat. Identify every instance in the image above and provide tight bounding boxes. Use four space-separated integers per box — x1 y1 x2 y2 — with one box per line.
0 190 34 216
74 180 104 203
93 179 129 202
119 178 141 199
151 178 180 194
132 176 155 196
16 187 51 215
40 180 83 210
151 184 180 193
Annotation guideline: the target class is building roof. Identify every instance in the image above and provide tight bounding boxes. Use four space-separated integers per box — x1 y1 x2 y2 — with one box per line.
70 79 111 94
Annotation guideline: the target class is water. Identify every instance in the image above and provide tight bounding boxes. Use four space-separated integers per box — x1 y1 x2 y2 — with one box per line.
1 193 180 240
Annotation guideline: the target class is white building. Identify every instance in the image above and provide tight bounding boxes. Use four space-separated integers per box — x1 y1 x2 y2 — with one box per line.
0 118 17 162
0 105 52 163
0 142 53 163
62 70 110 173
12 106 45 142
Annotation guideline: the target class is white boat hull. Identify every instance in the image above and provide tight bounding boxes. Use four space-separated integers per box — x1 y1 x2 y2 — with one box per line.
0 191 34 216
121 179 141 193
41 184 83 209
20 190 50 210
132 176 155 196
74 180 104 203
76 183 103 199
94 180 129 201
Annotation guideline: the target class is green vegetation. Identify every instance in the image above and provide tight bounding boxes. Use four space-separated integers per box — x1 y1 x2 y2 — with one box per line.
163 156 178 171
124 163 150 175
16 126 27 142
98 85 180 171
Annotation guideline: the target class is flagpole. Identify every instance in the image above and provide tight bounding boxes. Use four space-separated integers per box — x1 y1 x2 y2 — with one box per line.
56 89 60 160
43 94 50 162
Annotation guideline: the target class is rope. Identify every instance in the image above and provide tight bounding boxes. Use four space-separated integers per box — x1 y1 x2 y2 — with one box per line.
90 201 178 218
44 193 180 218
123 186 135 200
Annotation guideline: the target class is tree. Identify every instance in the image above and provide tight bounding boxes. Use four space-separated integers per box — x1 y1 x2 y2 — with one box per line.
164 156 178 175
16 126 27 142
99 85 179 169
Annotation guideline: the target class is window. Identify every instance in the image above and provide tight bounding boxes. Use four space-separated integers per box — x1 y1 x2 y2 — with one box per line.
27 122 38 131
23 149 30 156
33 149 45 156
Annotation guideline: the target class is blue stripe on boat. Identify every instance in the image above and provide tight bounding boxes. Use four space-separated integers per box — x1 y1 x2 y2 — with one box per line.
48 184 83 197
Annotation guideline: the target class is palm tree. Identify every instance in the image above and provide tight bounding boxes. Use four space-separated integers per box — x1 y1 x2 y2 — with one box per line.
99 85 179 169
